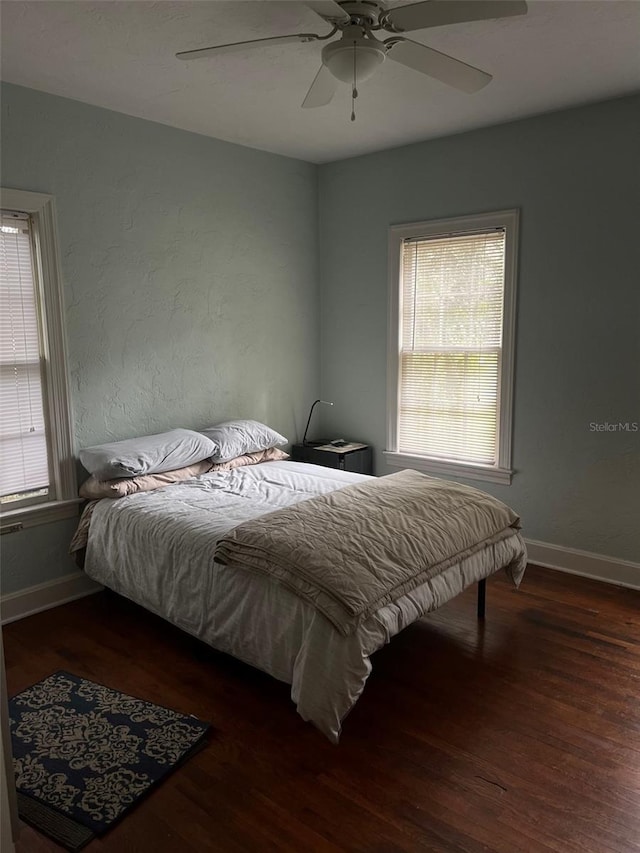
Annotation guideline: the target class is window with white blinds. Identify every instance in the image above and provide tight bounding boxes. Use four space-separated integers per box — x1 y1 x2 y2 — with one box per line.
0 212 50 505
0 188 76 526
387 210 518 484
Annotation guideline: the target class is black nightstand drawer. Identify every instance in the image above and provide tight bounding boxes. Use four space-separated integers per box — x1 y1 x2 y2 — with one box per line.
291 443 372 475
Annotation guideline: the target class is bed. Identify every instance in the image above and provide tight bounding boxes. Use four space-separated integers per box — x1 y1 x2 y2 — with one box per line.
75 460 527 742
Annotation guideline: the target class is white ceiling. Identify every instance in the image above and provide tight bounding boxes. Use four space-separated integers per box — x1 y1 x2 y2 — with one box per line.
1 1 639 163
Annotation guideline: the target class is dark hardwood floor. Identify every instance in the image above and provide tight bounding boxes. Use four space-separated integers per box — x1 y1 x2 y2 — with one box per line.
4 565 640 853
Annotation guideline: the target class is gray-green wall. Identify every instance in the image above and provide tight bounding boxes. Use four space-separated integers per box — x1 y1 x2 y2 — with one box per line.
2 86 639 597
318 95 640 562
1 83 319 594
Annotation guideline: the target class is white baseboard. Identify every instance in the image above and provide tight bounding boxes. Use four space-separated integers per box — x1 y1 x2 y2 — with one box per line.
524 539 640 591
1 572 102 625
0 542 637 625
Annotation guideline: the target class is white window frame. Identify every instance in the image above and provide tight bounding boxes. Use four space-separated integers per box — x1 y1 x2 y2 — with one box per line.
0 188 78 530
385 209 519 486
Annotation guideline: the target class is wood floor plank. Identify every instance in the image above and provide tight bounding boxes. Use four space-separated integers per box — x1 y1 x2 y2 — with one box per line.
4 565 640 853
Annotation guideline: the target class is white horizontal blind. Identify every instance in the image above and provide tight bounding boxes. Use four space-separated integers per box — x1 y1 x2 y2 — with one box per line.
0 212 50 502
399 229 506 465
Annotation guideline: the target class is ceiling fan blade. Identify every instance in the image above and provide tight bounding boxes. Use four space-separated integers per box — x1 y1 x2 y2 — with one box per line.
176 33 320 60
386 38 492 93
302 65 339 108
385 1 527 33
304 1 351 24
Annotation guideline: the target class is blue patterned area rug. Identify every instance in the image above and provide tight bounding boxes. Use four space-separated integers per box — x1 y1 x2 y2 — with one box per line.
10 671 210 851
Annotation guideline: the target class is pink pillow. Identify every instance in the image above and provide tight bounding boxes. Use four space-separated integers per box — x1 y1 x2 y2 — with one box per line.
79 459 213 500
208 447 289 471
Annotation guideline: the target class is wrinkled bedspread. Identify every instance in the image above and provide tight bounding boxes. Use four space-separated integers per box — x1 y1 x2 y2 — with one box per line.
216 469 522 635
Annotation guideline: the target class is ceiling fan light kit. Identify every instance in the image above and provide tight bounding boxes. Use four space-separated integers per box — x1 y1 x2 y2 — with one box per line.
322 30 386 83
176 0 528 119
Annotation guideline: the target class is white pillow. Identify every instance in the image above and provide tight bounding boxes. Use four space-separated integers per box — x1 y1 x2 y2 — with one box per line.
79 429 218 480
199 419 287 463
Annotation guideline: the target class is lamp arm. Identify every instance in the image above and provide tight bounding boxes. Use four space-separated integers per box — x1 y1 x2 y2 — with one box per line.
302 400 321 446
302 399 333 445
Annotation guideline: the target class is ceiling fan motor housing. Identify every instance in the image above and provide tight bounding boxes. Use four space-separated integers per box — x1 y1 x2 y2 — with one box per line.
321 30 386 82
337 1 383 26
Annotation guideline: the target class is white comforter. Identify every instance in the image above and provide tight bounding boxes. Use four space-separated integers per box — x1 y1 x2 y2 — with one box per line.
84 461 526 742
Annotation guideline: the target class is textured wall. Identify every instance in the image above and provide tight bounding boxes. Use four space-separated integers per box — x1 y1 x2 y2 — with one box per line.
1 83 319 594
318 95 640 562
2 85 639 598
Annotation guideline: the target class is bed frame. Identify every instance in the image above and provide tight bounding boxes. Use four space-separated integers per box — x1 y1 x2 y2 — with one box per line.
477 578 486 619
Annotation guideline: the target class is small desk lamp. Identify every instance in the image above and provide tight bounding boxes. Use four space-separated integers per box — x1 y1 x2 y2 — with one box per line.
302 399 334 446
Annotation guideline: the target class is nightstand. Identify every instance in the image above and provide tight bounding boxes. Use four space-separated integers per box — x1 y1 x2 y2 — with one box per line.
291 442 373 475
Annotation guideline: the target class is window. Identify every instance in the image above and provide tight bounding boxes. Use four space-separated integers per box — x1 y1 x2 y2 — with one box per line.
0 189 77 528
385 210 518 485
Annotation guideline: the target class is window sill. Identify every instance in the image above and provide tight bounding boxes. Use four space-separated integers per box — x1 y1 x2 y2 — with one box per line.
383 451 513 485
0 498 82 533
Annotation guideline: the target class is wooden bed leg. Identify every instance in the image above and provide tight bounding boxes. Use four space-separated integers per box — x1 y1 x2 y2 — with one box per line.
477 578 486 620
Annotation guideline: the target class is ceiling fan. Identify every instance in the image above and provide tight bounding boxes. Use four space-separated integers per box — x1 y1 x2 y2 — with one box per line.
176 1 528 116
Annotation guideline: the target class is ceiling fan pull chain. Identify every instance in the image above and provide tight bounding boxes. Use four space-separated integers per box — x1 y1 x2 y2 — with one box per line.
351 41 358 122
